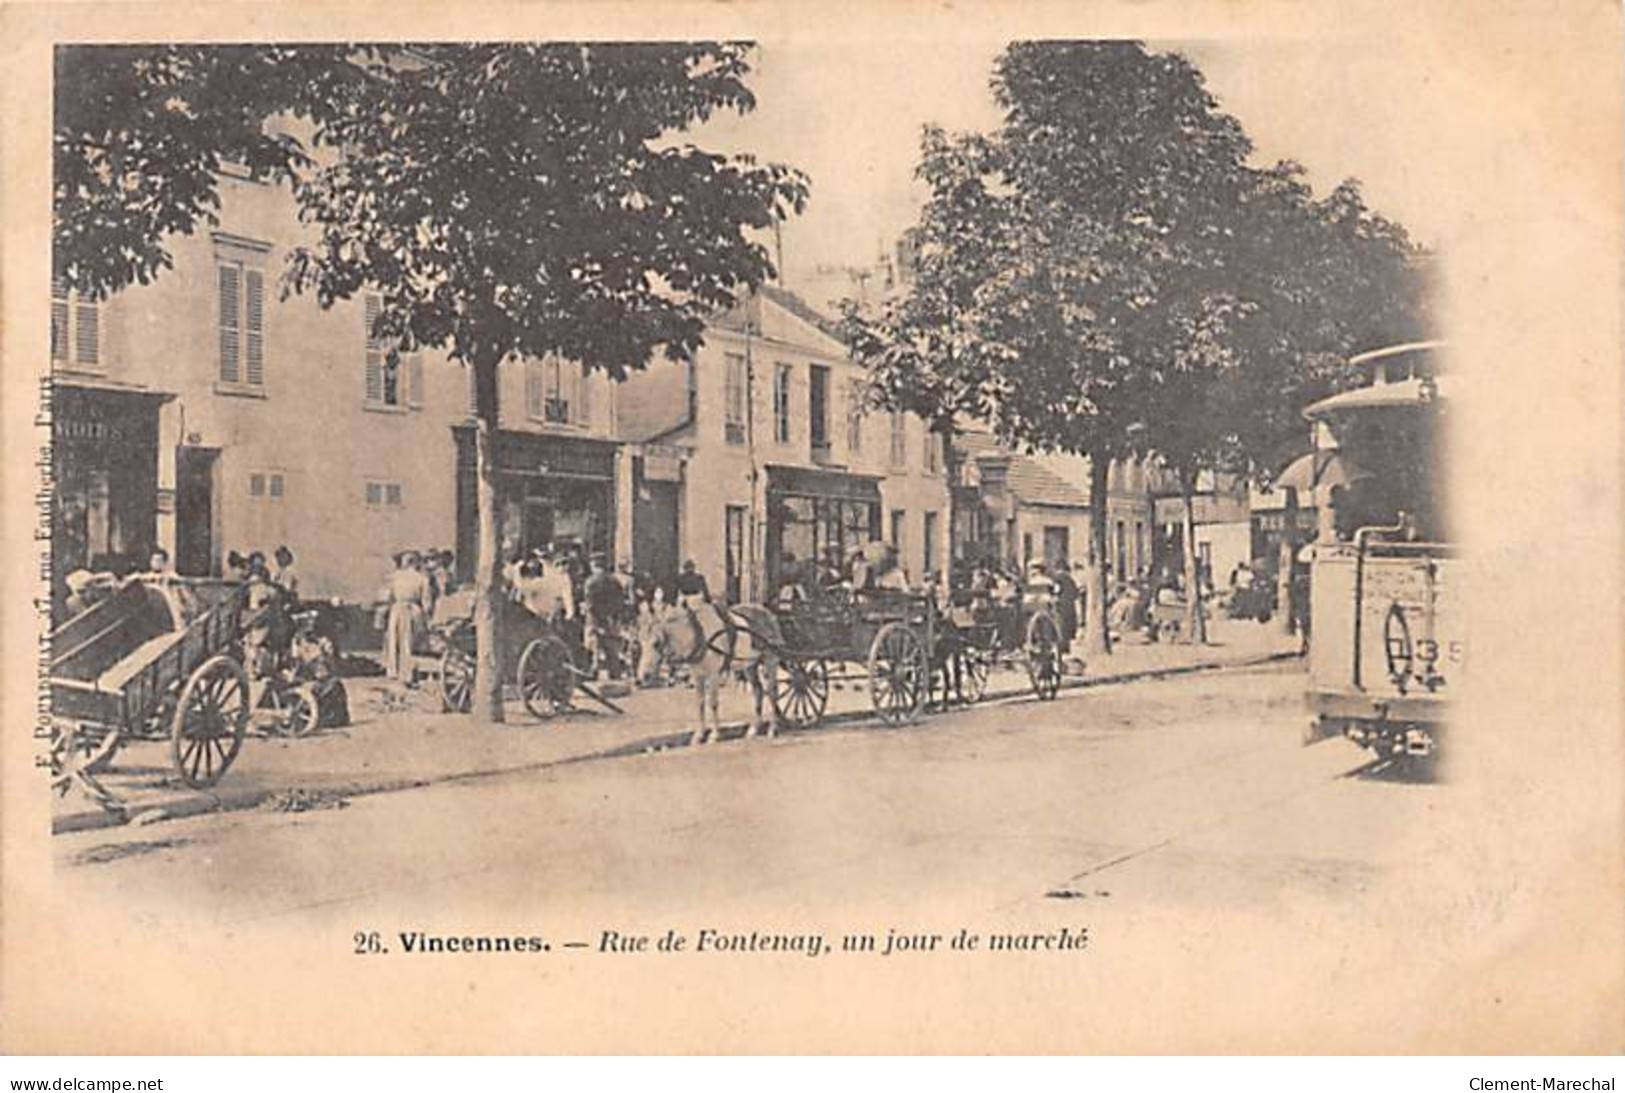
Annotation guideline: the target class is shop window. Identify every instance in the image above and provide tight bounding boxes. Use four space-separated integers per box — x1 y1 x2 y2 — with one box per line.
773 363 792 445
50 280 100 370
890 509 906 560
724 352 747 445
215 236 270 391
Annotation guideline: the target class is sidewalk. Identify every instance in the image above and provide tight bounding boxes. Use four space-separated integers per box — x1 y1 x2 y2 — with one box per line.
51 618 1300 835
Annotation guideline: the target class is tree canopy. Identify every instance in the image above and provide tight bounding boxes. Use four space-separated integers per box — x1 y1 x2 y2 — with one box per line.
283 43 808 379
841 40 1429 649
52 45 363 299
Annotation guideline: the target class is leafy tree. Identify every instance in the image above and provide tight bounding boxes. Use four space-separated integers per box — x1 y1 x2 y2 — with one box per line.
283 43 807 721
839 126 1009 581
857 42 1429 652
53 45 364 298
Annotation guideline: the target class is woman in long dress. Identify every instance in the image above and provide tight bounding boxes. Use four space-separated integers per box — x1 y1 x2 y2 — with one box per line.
382 550 431 682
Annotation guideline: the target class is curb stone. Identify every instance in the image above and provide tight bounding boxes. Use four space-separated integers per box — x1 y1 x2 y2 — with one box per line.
53 649 1300 837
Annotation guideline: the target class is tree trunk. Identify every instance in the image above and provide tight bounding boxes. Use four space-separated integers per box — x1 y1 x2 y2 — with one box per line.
940 420 959 585
471 353 506 724
1084 452 1113 657
1181 469 1208 645
1277 485 1299 637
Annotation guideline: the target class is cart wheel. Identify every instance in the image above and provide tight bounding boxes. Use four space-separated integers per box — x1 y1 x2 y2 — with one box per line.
956 636 992 705
1025 612 1063 702
171 654 249 789
518 635 575 719
438 644 475 713
868 622 928 725
265 684 320 738
770 657 830 729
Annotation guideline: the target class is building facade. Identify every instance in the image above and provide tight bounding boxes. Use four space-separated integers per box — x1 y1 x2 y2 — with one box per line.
55 165 621 602
616 286 952 603
1147 466 1253 587
954 431 1092 575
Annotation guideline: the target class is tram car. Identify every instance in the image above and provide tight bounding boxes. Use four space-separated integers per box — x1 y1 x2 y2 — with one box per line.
1298 342 1459 765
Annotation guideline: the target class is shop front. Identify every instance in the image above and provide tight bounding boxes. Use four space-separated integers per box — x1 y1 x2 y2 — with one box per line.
453 426 617 583
763 465 882 597
51 379 172 608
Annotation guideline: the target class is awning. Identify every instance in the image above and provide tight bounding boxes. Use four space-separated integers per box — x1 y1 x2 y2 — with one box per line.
1274 450 1372 492
765 464 882 503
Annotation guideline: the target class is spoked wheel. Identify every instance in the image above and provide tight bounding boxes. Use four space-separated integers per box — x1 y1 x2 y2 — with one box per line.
956 634 993 705
1025 611 1063 702
263 683 320 738
171 654 250 789
868 621 928 725
438 644 475 713
770 657 830 730
518 635 576 719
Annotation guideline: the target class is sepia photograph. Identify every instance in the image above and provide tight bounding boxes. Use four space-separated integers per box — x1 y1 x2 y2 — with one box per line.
2 0 1620 1062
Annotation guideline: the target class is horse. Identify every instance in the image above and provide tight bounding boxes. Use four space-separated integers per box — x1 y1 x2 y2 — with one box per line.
644 601 785 746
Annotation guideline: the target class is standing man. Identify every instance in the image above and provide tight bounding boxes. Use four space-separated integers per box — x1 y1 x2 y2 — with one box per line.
583 555 625 680
675 559 711 609
1053 558 1079 659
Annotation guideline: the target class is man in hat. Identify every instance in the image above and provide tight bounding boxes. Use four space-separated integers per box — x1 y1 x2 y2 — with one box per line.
675 559 711 610
582 553 625 680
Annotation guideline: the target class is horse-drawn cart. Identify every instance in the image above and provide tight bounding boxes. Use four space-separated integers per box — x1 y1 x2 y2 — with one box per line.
764 585 1066 730
937 594 1067 706
428 591 619 719
47 577 256 794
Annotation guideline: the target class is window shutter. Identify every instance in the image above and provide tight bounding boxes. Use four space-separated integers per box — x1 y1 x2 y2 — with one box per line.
466 364 478 417
218 265 241 383
74 299 99 367
575 365 589 425
407 354 424 409
244 269 265 386
50 282 68 364
364 295 382 403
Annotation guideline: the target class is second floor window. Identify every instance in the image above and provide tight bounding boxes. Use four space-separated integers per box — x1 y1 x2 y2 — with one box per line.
809 364 830 451
889 412 908 469
773 363 791 445
724 352 747 445
923 429 942 474
846 379 865 453
363 294 421 409
218 260 265 388
51 280 100 370
526 356 585 425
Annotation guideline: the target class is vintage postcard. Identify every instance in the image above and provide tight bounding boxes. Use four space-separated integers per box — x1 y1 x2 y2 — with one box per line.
1 0 1620 1056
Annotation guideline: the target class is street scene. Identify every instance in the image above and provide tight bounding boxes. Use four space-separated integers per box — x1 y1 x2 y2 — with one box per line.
44 41 1450 920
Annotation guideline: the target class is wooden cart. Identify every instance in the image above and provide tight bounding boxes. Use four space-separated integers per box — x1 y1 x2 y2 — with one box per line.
429 591 618 719
935 593 1066 707
765 588 947 730
47 578 254 793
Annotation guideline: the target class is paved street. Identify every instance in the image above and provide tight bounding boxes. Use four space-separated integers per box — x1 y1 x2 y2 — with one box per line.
54 661 1443 928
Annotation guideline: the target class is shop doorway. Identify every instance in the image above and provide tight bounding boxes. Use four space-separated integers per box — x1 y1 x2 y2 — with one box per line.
175 447 218 576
